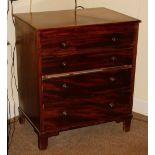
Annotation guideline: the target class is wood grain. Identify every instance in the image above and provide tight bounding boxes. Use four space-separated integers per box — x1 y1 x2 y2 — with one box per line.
42 68 132 105
42 50 133 75
40 23 136 49
13 7 140 29
15 18 40 130
43 89 132 131
14 7 140 150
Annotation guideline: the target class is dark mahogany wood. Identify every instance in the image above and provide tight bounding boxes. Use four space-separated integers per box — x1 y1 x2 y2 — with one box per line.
43 89 132 131
42 49 133 75
123 116 132 132
38 134 48 150
14 7 140 150
14 7 140 29
42 68 132 104
40 24 136 49
15 18 40 130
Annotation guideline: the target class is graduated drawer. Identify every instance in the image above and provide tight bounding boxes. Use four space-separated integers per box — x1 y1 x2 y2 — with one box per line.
41 49 133 75
42 68 132 104
39 23 136 50
43 89 132 130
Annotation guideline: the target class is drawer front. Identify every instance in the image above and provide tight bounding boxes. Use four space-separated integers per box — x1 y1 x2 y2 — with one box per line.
42 49 132 75
43 89 132 130
40 24 136 50
42 68 132 104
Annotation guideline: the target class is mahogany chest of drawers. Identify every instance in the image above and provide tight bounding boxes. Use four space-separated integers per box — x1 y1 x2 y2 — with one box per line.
14 7 140 150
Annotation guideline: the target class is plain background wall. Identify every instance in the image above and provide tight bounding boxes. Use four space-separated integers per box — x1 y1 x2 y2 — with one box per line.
7 0 148 117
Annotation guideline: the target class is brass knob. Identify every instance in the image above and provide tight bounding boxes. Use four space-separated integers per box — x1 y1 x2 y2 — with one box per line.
62 83 68 88
62 111 67 116
109 77 116 82
112 37 117 42
111 56 117 61
60 42 68 48
61 61 67 67
109 103 115 108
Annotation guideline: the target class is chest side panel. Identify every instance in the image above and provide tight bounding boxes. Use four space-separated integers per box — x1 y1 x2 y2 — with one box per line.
15 18 41 130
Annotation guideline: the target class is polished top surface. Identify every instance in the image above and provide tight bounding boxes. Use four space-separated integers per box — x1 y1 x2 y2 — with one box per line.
14 7 140 30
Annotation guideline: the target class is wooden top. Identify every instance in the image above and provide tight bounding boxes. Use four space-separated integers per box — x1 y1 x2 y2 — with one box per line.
14 7 140 30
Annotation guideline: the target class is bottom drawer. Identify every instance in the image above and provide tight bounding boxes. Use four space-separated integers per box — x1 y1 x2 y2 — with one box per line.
43 89 132 131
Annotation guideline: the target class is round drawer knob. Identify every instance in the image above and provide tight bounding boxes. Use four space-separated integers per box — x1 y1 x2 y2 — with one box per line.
109 103 115 108
109 77 116 82
111 56 117 61
62 111 67 116
61 61 67 67
112 37 117 42
62 83 68 88
60 42 68 48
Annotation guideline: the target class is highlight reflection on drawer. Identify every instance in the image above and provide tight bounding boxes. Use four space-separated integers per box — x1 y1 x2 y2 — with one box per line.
42 49 133 75
42 68 132 104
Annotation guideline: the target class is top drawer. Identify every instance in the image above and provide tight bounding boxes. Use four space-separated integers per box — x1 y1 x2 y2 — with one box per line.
39 23 137 51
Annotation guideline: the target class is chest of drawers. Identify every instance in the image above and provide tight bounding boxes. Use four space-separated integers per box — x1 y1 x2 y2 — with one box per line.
14 7 140 150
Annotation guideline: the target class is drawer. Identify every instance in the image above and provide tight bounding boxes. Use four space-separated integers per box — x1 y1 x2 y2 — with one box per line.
40 24 136 50
42 68 132 104
42 49 133 75
43 89 132 130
